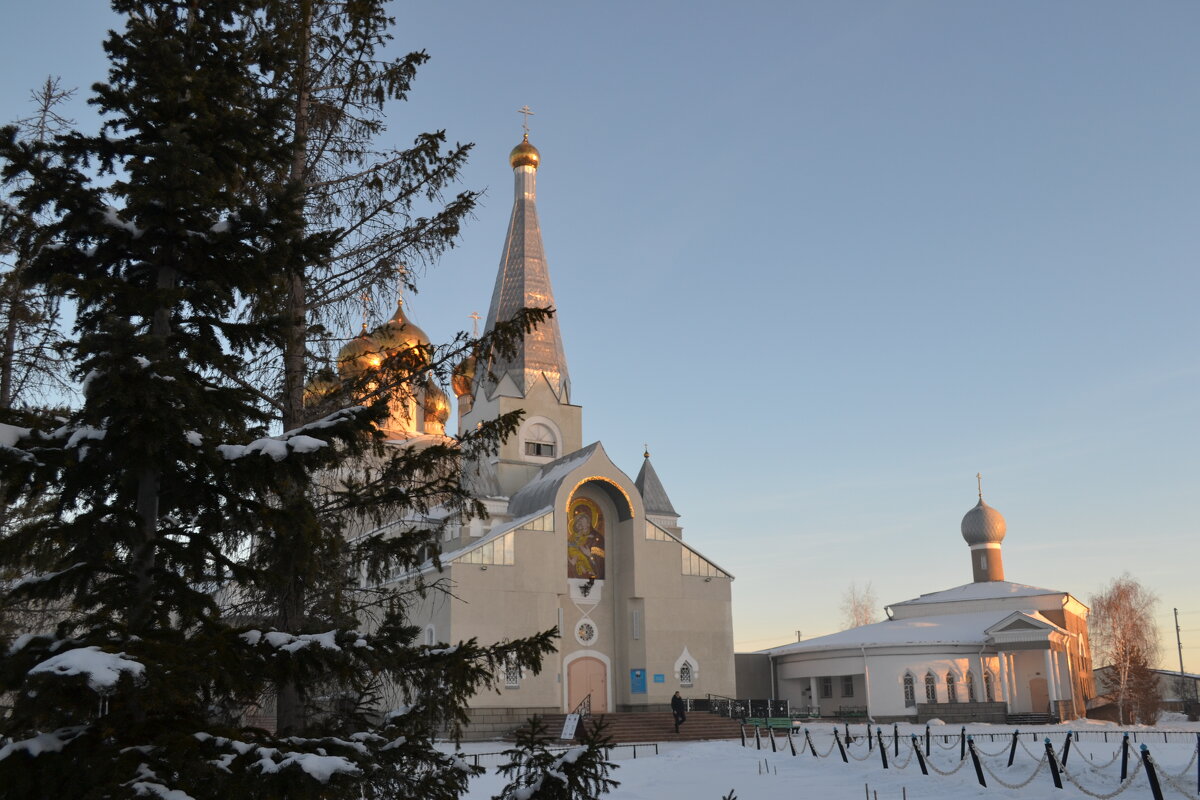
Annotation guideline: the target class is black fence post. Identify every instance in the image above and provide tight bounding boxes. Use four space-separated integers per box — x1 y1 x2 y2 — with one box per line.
968 737 986 787
787 727 797 757
834 728 848 763
1060 731 1072 766
845 721 851 743
1008 729 1019 767
1044 738 1062 790
805 729 817 757
1120 732 1129 780
755 726 761 750
770 726 777 753
960 725 966 760
740 724 746 747
1141 744 1164 800
911 734 928 775
877 728 888 769
893 723 899 757
925 723 931 756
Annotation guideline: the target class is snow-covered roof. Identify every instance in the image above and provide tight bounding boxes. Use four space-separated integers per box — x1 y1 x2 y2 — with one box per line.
764 610 1063 656
888 580 1064 608
508 442 604 519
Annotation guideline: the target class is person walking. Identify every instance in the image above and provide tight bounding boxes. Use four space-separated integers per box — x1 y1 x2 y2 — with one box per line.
671 691 687 733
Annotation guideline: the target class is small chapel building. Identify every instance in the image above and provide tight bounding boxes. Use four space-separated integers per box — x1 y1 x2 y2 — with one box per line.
333 132 737 737
744 492 1095 724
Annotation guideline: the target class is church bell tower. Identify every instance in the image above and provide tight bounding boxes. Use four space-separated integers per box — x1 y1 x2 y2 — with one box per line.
456 115 582 497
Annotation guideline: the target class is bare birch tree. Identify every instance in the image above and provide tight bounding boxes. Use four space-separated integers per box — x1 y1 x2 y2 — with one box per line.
1089 573 1161 724
841 581 879 629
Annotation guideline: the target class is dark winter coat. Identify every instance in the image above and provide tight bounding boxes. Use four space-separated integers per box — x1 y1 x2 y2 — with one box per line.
671 694 685 713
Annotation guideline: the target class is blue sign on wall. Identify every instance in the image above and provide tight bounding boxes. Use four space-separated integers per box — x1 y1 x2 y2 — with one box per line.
630 669 647 694
653 673 666 683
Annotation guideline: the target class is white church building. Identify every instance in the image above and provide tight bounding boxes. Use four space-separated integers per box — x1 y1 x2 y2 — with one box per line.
330 132 737 737
747 493 1095 724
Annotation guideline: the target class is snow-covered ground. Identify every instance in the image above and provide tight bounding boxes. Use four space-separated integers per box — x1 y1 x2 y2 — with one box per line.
451 716 1200 799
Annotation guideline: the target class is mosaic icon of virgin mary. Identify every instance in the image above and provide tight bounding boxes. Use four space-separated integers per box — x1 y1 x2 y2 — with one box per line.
567 496 605 580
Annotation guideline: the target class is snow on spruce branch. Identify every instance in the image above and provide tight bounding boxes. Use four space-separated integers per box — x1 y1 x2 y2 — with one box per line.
28 646 146 692
216 407 367 462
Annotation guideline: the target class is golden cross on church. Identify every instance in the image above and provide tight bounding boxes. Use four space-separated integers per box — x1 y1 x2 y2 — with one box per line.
976 472 983 499
468 311 481 337
517 104 535 137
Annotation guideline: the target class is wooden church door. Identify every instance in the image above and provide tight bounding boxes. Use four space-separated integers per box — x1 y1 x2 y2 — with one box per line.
568 657 608 713
1029 677 1049 713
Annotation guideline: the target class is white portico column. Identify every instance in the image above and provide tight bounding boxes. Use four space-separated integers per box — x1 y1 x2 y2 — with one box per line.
997 651 1010 706
1007 653 1020 708
1043 649 1058 712
810 676 819 714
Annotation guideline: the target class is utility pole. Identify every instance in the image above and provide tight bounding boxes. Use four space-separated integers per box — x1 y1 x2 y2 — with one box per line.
1176 608 1193 705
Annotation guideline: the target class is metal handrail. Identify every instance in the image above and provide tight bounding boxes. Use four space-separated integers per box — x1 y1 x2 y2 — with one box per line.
572 692 591 718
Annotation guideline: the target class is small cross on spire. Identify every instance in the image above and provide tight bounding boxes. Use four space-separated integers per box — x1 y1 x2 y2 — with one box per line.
468 311 481 337
517 105 535 139
976 472 983 500
643 443 650 459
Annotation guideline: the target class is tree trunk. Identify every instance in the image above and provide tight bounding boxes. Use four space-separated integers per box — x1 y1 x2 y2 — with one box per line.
274 0 313 736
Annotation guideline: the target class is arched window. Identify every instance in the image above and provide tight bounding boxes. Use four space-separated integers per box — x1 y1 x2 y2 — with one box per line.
903 673 916 706
924 672 937 703
946 672 958 703
679 661 693 687
423 625 435 647
523 422 556 458
984 671 995 702
966 670 976 702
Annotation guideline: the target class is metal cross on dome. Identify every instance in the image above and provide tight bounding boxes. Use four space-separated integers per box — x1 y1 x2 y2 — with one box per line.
517 105 534 136
976 472 983 499
468 311 481 337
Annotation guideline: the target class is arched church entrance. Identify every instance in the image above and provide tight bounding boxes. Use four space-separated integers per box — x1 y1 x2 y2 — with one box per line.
568 657 608 713
1029 677 1049 713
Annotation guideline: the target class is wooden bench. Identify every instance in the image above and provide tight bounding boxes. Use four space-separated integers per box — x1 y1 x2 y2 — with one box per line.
745 717 796 730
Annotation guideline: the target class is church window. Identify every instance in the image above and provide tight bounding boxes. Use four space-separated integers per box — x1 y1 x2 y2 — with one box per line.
457 531 515 566
575 620 598 646
521 511 554 531
980 553 988 569
984 671 995 702
966 670 976 702
946 672 958 702
903 673 916 706
523 423 557 458
924 672 937 703
820 677 833 699
646 521 672 541
681 547 729 579
631 610 642 640
504 654 522 688
841 675 854 698
423 625 435 647
679 661 693 687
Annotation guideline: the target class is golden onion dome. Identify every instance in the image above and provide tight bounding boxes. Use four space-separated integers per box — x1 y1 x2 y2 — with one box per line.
303 370 341 406
423 380 451 429
509 135 540 170
373 298 432 363
451 352 477 397
336 324 380 378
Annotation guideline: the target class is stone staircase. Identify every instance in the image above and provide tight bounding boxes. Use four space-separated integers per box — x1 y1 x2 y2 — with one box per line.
530 711 744 743
1006 712 1053 725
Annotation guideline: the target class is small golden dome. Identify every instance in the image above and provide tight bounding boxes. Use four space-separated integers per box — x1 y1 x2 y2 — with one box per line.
336 324 379 378
303 370 341 407
451 352 477 397
374 298 432 358
509 136 540 170
423 379 451 428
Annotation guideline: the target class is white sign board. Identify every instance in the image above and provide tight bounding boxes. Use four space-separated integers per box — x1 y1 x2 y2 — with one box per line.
560 713 580 740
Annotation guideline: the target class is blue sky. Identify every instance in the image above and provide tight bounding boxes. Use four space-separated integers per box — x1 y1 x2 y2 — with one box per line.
2 2 1197 666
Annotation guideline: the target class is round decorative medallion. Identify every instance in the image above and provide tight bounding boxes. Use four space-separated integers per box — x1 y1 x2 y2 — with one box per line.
575 620 598 646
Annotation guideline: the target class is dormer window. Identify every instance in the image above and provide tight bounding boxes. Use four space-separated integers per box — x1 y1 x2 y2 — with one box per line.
523 423 557 458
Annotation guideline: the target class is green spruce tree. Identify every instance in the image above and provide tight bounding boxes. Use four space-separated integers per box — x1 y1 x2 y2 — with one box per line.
0 2 581 798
